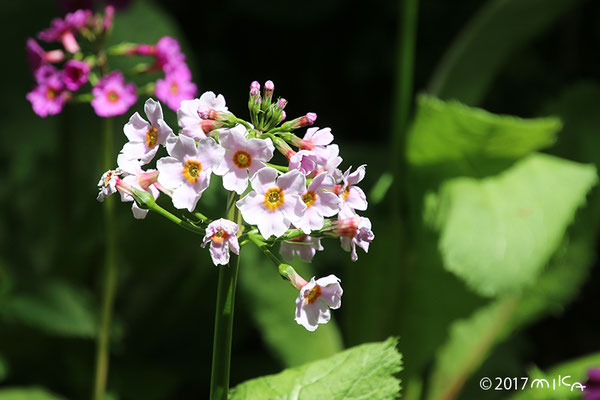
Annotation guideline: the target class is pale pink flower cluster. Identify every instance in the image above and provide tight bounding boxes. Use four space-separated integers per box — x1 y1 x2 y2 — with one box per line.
97 82 376 331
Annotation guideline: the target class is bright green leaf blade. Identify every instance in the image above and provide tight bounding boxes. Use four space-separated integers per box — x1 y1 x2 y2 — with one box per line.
230 338 402 400
427 215 598 400
406 95 560 169
0 387 66 400
431 153 597 297
238 245 343 367
428 0 583 105
1 280 98 338
510 353 600 400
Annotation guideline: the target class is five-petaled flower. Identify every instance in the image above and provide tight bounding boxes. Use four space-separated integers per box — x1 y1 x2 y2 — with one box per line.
157 134 225 212
91 71 137 117
215 126 275 194
295 274 343 332
296 173 340 234
118 98 173 169
202 218 240 266
236 167 307 239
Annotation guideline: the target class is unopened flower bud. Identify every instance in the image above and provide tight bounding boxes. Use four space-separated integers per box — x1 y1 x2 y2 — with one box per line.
250 81 260 95
281 112 317 130
272 136 296 159
103 5 115 30
277 98 287 109
201 119 227 134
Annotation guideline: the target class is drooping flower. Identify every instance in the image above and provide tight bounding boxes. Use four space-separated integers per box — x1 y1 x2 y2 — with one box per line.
26 72 68 117
91 71 137 117
177 91 228 140
295 275 343 332
337 164 368 214
26 38 64 72
97 169 123 202
236 167 307 239
156 134 225 212
202 218 240 266
63 59 90 91
289 150 324 176
280 235 324 262
214 126 274 194
118 98 173 168
328 211 374 261
38 9 92 53
296 173 340 234
155 64 197 111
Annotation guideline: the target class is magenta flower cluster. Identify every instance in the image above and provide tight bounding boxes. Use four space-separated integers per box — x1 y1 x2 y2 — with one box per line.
26 7 196 118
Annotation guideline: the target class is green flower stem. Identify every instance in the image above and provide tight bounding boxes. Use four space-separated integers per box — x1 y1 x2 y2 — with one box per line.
209 192 242 400
265 163 289 173
248 233 283 267
142 198 205 235
93 117 117 400
391 0 419 216
234 118 252 130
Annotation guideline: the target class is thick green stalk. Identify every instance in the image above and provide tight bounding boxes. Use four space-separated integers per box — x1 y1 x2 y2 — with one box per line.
209 193 242 400
93 117 117 400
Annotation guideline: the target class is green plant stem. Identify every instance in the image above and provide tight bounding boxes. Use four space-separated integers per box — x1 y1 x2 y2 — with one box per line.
144 199 205 235
265 163 289 173
93 117 117 400
391 0 419 217
209 192 242 400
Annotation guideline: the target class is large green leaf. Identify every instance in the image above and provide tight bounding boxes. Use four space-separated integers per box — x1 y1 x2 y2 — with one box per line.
428 0 584 105
430 153 597 297
0 280 98 338
406 95 560 169
238 246 343 367
510 353 600 400
229 338 402 400
427 214 598 400
0 387 66 400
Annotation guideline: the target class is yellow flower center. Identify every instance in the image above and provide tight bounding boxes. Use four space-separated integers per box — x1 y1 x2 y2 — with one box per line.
45 88 57 100
104 171 114 186
264 188 285 210
302 191 317 208
212 229 228 243
107 90 119 103
233 150 252 169
170 82 179 94
304 285 322 305
146 126 158 148
342 185 351 200
182 160 202 183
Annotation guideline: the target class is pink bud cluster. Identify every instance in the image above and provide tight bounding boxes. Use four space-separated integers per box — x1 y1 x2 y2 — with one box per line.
26 8 197 118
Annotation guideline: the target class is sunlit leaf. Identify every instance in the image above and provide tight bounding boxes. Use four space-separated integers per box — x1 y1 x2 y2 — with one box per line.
406 95 560 170
430 153 596 296
230 338 402 400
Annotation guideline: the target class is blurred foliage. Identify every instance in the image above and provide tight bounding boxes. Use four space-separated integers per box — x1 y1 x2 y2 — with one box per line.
2 0 600 399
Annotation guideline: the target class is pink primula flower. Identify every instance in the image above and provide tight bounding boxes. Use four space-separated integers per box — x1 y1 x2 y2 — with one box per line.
157 135 225 212
91 71 137 117
155 36 185 70
118 98 173 168
330 211 374 261
38 9 92 53
63 59 90 91
26 38 64 72
338 164 368 214
177 91 228 140
26 71 68 117
202 218 240 266
288 150 324 176
295 275 343 332
236 168 307 239
155 64 197 111
214 126 275 194
280 235 324 262
296 173 340 234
